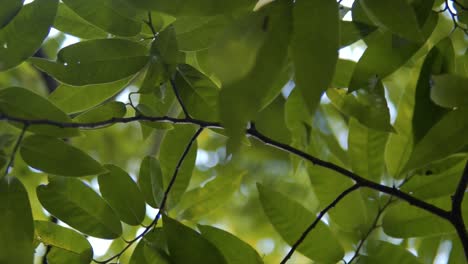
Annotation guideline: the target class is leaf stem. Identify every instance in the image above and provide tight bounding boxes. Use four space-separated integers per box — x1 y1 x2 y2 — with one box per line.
2 124 28 178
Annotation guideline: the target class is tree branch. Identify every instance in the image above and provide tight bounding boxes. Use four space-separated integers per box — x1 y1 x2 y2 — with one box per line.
2 124 28 179
0 114 451 221
450 160 468 259
280 184 361 264
93 127 203 263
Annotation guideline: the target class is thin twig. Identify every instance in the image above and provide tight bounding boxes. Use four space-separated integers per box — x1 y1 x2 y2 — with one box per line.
93 127 203 263
347 198 394 264
170 75 192 119
144 12 157 37
280 184 361 263
2 124 28 178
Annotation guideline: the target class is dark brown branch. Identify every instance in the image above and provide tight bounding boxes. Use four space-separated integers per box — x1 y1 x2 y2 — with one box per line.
0 114 451 220
281 184 361 264
93 127 203 263
2 124 28 178
450 160 468 259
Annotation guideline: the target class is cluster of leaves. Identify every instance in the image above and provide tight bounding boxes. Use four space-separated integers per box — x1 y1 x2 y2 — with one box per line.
0 0 468 263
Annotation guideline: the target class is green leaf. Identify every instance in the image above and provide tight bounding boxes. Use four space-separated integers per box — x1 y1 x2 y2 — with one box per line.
175 64 219 121
138 156 164 208
74 101 127 124
37 176 122 239
130 230 171 264
98 164 146 225
20 135 106 177
361 0 424 42
292 0 339 113
307 165 369 232
53 3 107 39
382 196 467 237
174 15 229 51
62 0 141 36
218 1 291 151
358 240 423 264
139 58 167 94
126 0 253 16
339 21 376 48
327 87 394 132
35 220 93 264
159 125 198 207
405 108 468 171
151 26 182 70
199 225 263 264
331 59 356 88
0 0 58 71
0 87 79 137
430 74 468 108
348 118 388 181
412 40 452 143
163 215 227 264
29 39 149 86
0 0 23 28
57 39 148 63
348 32 421 91
178 171 244 220
255 96 291 143
29 56 148 86
401 155 467 200
48 78 130 114
0 177 34 264
257 184 344 263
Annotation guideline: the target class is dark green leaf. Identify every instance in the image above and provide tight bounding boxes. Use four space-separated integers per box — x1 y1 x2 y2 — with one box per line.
98 164 146 225
348 32 420 91
53 3 107 39
126 0 253 16
430 74 468 108
257 184 344 263
35 220 93 264
20 135 106 177
406 108 468 171
74 101 127 124
199 225 263 264
48 78 130 114
0 87 79 137
138 156 164 208
62 0 141 36
159 125 198 207
292 0 339 112
0 177 34 264
163 215 227 264
412 40 452 143
37 177 122 239
0 0 58 71
0 0 23 29
255 96 291 143
29 39 149 86
339 21 376 47
361 0 424 42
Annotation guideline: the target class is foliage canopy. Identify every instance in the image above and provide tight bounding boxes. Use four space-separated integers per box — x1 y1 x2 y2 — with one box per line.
0 0 467 263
